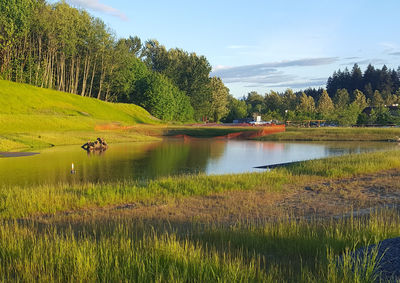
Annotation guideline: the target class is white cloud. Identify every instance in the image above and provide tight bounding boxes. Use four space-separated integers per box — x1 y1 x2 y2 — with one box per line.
69 0 128 21
212 57 339 83
212 65 230 72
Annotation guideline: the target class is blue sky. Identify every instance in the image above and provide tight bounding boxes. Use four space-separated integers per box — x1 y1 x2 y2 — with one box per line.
49 0 400 97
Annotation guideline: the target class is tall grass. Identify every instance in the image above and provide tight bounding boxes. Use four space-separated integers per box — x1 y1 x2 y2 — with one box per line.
0 169 290 219
1 209 398 282
0 222 267 282
287 147 400 177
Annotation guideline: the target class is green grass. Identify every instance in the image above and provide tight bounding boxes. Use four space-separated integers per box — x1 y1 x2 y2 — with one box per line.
3 80 400 281
0 130 160 151
1 149 399 220
0 208 398 282
0 139 398 282
0 80 160 151
0 80 157 132
259 127 400 142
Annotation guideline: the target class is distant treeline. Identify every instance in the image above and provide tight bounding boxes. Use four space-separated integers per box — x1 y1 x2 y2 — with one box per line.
228 64 400 126
0 0 229 122
2 1 400 126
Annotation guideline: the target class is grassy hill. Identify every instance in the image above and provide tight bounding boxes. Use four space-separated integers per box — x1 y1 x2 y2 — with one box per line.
0 80 160 151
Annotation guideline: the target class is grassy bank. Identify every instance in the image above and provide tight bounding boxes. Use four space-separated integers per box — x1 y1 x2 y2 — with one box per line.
0 80 265 151
3 80 400 281
0 128 164 152
0 142 399 281
259 127 400 142
0 80 162 151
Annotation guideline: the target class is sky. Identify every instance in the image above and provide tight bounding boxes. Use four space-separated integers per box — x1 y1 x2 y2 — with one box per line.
48 0 400 97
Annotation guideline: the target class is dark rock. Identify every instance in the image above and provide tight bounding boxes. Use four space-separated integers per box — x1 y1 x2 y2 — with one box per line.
81 138 108 151
350 237 400 282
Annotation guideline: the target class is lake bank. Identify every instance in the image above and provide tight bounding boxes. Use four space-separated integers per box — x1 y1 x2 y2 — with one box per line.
1 147 400 219
2 164 400 282
258 126 400 142
2 139 394 187
31 167 400 225
0 125 271 152
3 125 400 153
1 128 400 281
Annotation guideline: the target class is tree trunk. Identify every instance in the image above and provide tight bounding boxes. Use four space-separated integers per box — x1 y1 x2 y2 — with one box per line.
68 57 75 93
35 36 42 86
74 57 80 94
80 54 90 96
88 55 97 97
97 54 105 99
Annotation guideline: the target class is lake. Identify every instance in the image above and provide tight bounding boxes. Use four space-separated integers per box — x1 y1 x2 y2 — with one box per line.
0 139 397 187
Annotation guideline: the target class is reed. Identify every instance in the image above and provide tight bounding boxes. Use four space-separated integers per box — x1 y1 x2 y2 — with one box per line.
1 209 398 282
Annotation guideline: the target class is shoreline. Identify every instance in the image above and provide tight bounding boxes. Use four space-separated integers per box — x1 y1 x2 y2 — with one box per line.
0 151 39 158
1 130 400 281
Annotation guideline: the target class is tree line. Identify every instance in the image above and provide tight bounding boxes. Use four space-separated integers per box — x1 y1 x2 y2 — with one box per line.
0 0 229 122
227 64 400 126
2 1 399 126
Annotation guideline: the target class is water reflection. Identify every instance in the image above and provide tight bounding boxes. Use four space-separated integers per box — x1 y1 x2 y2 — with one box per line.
0 139 397 187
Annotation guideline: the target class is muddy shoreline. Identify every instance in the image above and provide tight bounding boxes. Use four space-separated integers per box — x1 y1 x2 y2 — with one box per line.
0 152 39 158
31 168 400 225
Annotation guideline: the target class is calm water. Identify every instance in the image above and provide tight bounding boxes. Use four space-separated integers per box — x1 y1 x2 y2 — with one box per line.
0 139 397 187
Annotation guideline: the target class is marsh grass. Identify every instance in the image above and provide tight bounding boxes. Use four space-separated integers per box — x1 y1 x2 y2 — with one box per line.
1 209 398 282
2 80 400 281
327 243 383 283
4 125 399 225
1 149 400 219
287 148 400 177
0 169 291 219
1 149 400 281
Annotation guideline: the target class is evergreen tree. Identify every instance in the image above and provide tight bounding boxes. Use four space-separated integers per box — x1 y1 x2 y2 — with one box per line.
297 92 315 113
264 91 283 113
282 89 298 111
372 90 385 107
363 64 378 92
333 89 350 110
350 64 363 98
364 83 374 101
317 90 334 118
391 69 400 93
352 89 368 111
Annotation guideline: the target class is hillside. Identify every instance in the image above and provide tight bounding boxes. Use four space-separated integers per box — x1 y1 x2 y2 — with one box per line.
0 80 158 132
0 80 159 151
